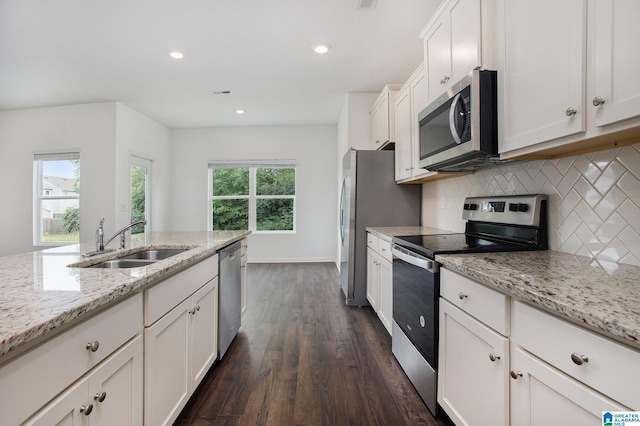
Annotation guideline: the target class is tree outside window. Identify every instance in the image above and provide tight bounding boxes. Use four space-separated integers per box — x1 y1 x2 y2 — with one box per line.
210 162 295 232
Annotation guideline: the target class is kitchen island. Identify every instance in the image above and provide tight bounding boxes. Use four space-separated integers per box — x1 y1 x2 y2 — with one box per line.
0 231 249 361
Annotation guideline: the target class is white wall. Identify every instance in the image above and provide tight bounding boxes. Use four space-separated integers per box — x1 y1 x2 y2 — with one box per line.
115 104 171 232
421 141 640 266
0 103 117 256
170 125 337 262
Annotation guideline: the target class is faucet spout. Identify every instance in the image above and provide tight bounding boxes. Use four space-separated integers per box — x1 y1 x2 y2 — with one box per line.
83 218 147 257
103 220 147 249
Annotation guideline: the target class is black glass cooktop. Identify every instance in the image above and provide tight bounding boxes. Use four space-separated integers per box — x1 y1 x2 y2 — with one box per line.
392 233 537 259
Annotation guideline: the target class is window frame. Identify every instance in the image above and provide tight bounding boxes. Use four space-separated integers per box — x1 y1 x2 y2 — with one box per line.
130 154 152 234
33 151 81 247
208 160 296 234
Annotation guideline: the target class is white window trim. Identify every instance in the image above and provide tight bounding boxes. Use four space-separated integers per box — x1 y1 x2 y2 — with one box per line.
208 160 296 234
33 151 81 246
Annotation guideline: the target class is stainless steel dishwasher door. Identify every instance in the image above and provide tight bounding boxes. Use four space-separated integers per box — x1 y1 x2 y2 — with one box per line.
218 240 242 359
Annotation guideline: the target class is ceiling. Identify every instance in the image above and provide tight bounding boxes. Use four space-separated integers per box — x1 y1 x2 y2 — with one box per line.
0 0 441 128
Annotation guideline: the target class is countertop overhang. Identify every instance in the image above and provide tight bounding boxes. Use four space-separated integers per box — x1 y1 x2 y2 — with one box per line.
0 231 250 362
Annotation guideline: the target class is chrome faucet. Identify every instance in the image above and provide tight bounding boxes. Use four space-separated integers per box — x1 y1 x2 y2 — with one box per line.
84 218 147 257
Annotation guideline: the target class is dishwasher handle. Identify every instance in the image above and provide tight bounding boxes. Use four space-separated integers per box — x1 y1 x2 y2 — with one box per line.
392 244 439 273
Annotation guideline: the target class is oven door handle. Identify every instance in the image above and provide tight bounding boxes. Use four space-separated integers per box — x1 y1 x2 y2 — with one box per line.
392 245 438 272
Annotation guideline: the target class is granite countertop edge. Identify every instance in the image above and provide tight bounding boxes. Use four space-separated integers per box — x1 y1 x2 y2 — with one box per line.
0 231 250 361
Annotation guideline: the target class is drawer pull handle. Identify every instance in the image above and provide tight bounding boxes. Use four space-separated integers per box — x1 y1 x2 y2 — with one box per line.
86 340 100 352
570 353 589 365
458 292 468 300
94 391 107 403
489 353 500 362
510 370 523 380
80 404 93 415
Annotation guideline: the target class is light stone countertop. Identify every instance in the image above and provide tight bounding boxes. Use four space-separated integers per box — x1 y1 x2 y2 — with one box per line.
369 226 640 349
0 231 249 361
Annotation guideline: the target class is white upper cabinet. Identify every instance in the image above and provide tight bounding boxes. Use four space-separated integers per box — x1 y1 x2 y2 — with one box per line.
420 0 495 102
499 0 640 159
370 85 401 150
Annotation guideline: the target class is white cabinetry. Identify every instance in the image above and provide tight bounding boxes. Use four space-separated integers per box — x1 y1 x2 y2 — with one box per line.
394 64 437 183
25 336 143 426
370 85 401 150
0 294 143 426
420 0 496 102
366 232 393 335
144 255 219 426
438 269 509 426
241 237 248 316
499 0 640 159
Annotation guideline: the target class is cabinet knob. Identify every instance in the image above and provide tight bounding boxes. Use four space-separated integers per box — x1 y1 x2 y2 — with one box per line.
189 308 197 315
440 75 450 85
405 167 411 172
570 352 589 365
85 340 100 352
458 292 468 300
592 96 605 107
80 404 94 415
489 353 501 362
510 370 523 379
565 107 577 117
94 391 107 403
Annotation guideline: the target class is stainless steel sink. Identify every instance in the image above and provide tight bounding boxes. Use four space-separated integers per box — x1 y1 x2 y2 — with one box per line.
119 249 188 261
85 248 190 269
89 259 157 269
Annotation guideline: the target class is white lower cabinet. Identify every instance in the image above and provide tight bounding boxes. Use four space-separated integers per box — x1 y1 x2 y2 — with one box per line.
438 298 509 426
510 346 626 426
145 278 218 426
377 257 393 334
366 233 393 335
25 335 143 426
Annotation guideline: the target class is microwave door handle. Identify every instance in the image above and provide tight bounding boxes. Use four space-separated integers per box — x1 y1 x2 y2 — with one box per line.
448 92 463 145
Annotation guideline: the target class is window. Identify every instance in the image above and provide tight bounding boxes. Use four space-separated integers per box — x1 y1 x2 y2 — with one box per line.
130 155 151 234
209 161 296 232
33 152 80 245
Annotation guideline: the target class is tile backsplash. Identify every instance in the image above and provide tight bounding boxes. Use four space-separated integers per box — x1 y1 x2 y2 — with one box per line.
421 142 640 266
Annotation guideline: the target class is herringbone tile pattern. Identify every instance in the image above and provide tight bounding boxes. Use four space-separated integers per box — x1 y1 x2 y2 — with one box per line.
422 142 640 266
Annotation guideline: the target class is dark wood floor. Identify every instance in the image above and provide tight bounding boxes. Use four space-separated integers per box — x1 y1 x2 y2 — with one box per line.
175 263 449 426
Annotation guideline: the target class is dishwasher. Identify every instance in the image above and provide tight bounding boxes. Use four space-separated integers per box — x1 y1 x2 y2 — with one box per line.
218 240 242 359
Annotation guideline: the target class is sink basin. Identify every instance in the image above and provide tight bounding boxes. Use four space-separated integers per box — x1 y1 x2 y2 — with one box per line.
89 259 157 269
84 248 190 269
119 249 189 261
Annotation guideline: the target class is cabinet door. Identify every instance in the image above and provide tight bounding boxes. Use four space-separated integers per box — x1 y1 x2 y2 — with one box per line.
410 70 432 179
424 18 451 100
23 378 88 426
438 299 509 426
366 247 379 312
190 279 218 390
510 346 627 426
450 0 481 83
394 86 413 181
90 336 143 426
592 0 640 127
377 258 393 335
500 0 587 153
145 298 191 426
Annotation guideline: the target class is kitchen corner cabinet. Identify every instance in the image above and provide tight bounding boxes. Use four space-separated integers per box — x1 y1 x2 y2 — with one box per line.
499 0 640 159
0 294 143 426
366 233 393 335
438 268 639 425
420 0 496 102
144 255 219 426
370 85 402 150
395 64 438 183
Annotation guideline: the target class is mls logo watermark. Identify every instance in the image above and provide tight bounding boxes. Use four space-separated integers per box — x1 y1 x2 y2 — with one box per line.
603 412 640 426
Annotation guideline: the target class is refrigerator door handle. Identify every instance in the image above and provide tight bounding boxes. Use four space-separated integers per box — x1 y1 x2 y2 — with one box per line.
339 180 346 244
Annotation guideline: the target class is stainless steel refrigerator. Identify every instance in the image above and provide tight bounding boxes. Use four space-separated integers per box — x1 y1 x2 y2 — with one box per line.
339 148 421 306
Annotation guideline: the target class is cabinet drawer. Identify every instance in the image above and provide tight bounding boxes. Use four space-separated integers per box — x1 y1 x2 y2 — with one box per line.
512 301 640 409
441 268 510 335
367 233 379 251
0 293 142 426
378 238 392 263
145 254 218 326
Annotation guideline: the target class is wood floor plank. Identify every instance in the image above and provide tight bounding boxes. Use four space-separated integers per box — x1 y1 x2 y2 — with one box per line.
176 263 450 426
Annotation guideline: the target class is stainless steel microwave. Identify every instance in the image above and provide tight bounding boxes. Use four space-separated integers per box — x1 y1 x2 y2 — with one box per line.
418 70 500 172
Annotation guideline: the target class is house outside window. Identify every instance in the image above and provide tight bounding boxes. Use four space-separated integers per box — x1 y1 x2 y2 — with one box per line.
33 151 80 246
209 161 296 233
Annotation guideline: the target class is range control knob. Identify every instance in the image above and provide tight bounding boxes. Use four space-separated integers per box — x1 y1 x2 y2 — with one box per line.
463 203 470 210
468 203 478 211
508 203 518 212
518 203 529 212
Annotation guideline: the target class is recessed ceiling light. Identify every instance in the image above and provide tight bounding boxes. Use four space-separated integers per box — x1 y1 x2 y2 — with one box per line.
314 44 331 54
169 51 184 59
235 109 245 114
